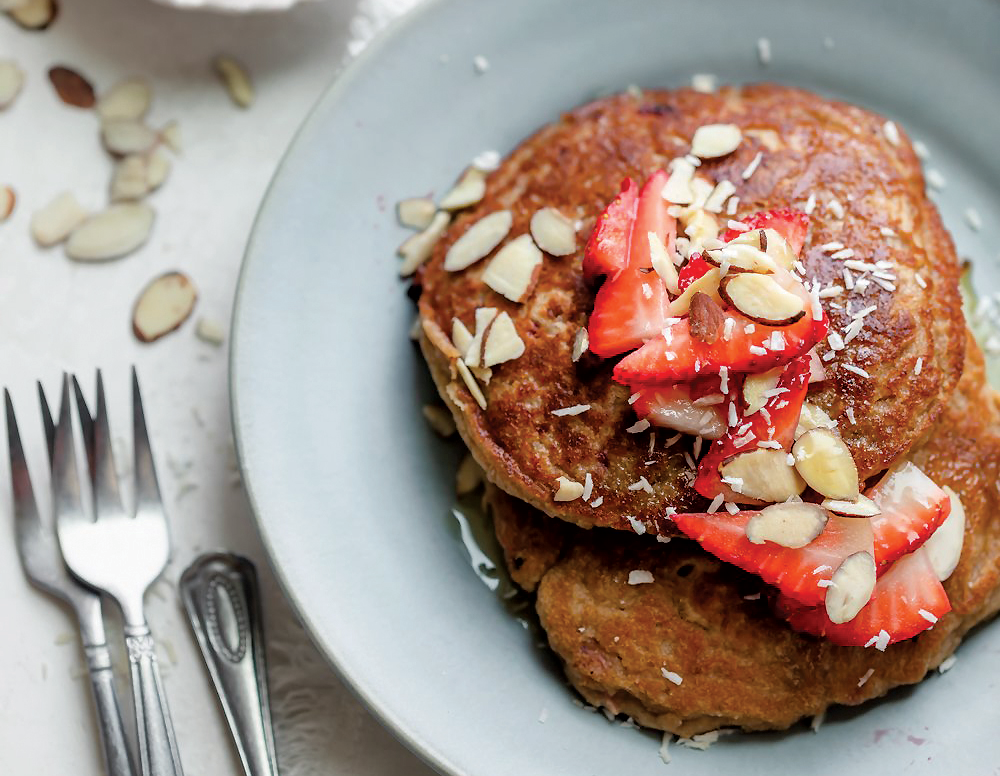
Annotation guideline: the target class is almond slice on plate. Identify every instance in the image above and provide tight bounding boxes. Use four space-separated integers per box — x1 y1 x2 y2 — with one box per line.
822 494 880 518
214 55 253 108
690 123 742 158
439 167 486 210
161 120 182 153
7 0 58 30
795 402 837 439
481 311 525 367
0 60 26 109
146 149 171 191
719 273 806 325
668 267 722 316
825 551 876 624
648 231 679 294
0 185 14 221
133 271 197 342
745 502 828 548
530 207 576 256
482 233 543 302
398 210 450 276
101 119 159 156
742 367 782 414
31 192 87 247
661 158 696 205
792 428 860 501
443 210 512 271
923 486 965 580
462 307 499 368
110 156 149 202
47 65 95 108
96 78 151 121
719 448 805 503
689 292 725 344
66 202 154 261
397 197 436 230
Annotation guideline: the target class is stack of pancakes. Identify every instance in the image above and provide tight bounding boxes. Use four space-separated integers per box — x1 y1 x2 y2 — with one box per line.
415 85 1000 735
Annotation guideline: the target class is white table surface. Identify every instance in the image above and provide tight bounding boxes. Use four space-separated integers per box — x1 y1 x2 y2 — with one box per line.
0 0 439 773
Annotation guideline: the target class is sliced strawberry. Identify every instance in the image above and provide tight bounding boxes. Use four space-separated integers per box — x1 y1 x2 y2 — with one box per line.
868 462 952 569
583 178 638 283
631 381 728 440
781 547 951 647
672 510 874 607
694 355 811 501
587 171 676 357
721 208 810 255
677 255 713 292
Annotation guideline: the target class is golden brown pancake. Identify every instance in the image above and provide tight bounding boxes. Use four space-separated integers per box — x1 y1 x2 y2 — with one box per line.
419 84 966 533
487 338 1000 736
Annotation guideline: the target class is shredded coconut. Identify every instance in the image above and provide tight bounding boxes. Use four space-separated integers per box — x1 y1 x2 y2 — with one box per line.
626 514 645 534
914 357 923 376
741 151 763 180
756 37 772 65
939 654 957 673
707 494 725 513
857 668 875 688
628 570 654 585
661 668 683 685
842 363 871 378
552 404 591 416
882 120 901 146
626 419 652 434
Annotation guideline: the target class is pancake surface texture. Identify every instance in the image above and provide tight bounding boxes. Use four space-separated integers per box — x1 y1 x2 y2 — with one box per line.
419 84 965 532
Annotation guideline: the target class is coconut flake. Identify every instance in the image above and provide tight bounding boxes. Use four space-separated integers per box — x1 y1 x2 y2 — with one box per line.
626 419 651 434
628 570 654 585
572 328 589 362
882 120 901 147
741 151 763 180
939 655 957 673
857 668 875 687
660 668 683 685
691 73 717 93
757 37 772 64
552 404 591 417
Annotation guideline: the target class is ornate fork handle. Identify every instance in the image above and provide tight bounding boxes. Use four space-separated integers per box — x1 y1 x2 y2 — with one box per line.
83 641 135 776
125 626 183 776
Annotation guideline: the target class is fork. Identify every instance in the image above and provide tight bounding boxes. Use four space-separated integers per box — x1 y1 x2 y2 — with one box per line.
53 370 184 776
5 387 136 776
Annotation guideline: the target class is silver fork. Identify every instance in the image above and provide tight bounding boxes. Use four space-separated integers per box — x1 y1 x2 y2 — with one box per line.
5 386 135 776
53 370 183 776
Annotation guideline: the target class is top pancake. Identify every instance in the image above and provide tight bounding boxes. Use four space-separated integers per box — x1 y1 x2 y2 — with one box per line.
418 84 965 532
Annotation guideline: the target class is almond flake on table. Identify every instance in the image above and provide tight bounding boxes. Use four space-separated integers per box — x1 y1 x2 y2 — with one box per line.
66 202 154 261
47 65 95 108
161 120 182 153
472 55 490 74
195 317 226 345
96 77 152 121
110 155 150 202
146 149 171 191
0 60 26 109
7 0 57 30
455 454 483 495
102 119 159 156
133 271 197 342
398 210 450 276
444 209 512 271
439 167 486 210
30 191 88 247
0 185 14 221
690 124 742 159
530 207 576 256
214 55 254 108
482 233 543 302
965 207 983 231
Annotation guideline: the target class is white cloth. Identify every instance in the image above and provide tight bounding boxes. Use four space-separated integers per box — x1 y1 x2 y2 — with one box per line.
0 0 435 772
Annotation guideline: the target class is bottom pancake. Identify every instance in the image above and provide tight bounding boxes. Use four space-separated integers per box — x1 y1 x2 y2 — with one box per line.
487 338 1000 736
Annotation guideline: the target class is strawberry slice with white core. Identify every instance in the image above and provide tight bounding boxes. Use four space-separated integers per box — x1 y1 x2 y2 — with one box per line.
676 254 713 292
631 380 728 440
721 207 810 256
672 509 874 608
583 178 637 283
781 546 951 646
867 462 952 569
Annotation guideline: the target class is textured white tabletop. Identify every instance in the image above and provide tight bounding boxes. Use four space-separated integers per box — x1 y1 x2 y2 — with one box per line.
0 0 437 773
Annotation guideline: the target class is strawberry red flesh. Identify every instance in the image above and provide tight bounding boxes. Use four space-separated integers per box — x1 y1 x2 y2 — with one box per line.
583 178 638 283
677 254 712 292
868 462 952 568
721 207 810 255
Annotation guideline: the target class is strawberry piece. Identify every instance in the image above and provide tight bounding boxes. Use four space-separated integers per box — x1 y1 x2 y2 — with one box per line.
721 208 810 255
868 462 952 568
781 547 951 647
677 255 712 292
672 510 874 607
631 380 729 440
586 171 676 357
694 355 811 501
583 178 638 283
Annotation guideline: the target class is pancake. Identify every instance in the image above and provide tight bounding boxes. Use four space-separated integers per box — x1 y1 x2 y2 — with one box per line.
418 84 966 533
487 338 1000 735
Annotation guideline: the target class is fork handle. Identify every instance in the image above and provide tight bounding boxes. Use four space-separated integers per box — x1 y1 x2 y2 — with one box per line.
126 627 184 776
85 644 136 776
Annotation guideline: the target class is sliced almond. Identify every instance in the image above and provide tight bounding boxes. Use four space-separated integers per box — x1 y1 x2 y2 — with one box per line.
398 210 450 276
681 208 719 249
668 267 721 316
397 197 436 230
822 494 880 518
689 292 725 344
145 149 171 191
0 0 29 11
648 231 679 294
439 167 486 210
443 210 512 271
110 156 149 202
47 65 95 108
133 271 197 342
687 177 716 210
825 551 876 624
530 207 576 256
725 227 797 270
661 158 696 204
455 358 487 409
704 242 776 274
455 454 484 495
795 402 837 439
719 273 806 325
30 192 87 247
0 185 14 221
96 78 151 121
101 119 159 156
924 486 965 580
742 367 782 414
161 120 182 154
792 428 859 501
572 328 589 362
745 502 828 548
462 307 499 368
8 0 57 29
0 60 25 109
719 449 805 503
195 317 226 345
482 233 543 302
481 311 525 367
690 123 742 158
703 180 736 214
422 404 456 437
214 55 253 108
554 476 585 502
451 317 474 357
65 203 154 261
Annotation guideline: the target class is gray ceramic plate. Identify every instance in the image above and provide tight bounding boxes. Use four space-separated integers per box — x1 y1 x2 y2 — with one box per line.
231 0 1000 772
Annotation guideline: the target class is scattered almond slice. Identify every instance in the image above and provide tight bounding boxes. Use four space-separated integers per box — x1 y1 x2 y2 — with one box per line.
456 454 484 495
690 123 742 158
0 185 14 221
572 328 589 362
687 177 716 210
47 65 95 108
795 402 837 439
443 210 512 271
719 273 805 325
96 78 151 121
825 551 876 624
451 317 474 357
648 231 679 294
65 202 154 261
195 317 225 345
704 242 776 274
530 207 577 256
681 208 719 249
703 180 736 214
397 197 436 230
455 358 487 409
668 267 722 316
161 120 182 154
742 367 782 415
924 486 965 580
689 292 725 344
482 233 543 302
793 428 859 500
214 55 253 108
462 307 498 368
0 60 25 109
554 476 585 502
110 156 149 202
481 311 525 367
7 0 57 29
422 404 457 437
822 494 880 518
398 210 450 276
661 159 696 204
133 271 197 342
745 502 828 548
146 149 171 191
439 167 486 210
30 192 87 247
101 119 159 156
720 449 805 503
728 227 796 269
0 0 29 10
